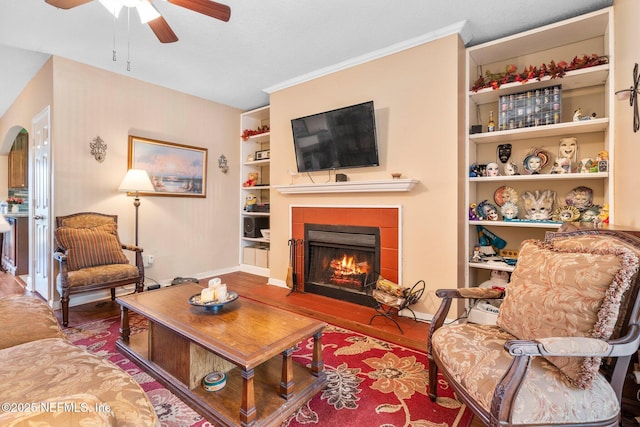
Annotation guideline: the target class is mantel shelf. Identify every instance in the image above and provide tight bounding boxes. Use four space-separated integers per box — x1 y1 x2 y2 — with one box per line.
273 179 419 194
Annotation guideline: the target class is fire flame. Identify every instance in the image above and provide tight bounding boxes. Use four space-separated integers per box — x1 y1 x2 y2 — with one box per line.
330 254 370 276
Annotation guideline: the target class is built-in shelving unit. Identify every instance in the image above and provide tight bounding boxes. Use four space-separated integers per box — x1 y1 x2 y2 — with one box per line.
239 106 270 276
464 8 614 324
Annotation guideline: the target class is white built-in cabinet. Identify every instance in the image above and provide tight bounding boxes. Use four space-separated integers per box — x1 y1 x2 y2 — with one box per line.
465 8 614 323
239 105 271 276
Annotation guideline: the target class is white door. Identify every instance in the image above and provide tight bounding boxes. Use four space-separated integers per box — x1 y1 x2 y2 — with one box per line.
31 106 52 303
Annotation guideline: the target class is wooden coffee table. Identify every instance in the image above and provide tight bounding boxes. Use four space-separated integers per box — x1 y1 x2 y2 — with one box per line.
116 283 326 427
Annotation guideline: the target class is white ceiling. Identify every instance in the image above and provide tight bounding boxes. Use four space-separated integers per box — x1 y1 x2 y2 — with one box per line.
0 0 612 117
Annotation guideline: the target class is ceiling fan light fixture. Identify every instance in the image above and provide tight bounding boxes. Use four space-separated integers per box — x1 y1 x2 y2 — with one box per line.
136 1 161 24
98 0 123 17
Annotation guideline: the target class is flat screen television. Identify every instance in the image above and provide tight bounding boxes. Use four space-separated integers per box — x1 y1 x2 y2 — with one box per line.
291 101 379 173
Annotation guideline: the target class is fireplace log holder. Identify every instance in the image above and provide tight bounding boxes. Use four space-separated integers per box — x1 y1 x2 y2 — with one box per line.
367 279 426 334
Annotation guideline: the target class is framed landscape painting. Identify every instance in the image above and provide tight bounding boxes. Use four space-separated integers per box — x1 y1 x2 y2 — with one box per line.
127 135 208 198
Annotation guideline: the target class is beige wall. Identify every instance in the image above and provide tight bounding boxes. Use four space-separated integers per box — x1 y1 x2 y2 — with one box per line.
1 57 242 294
613 0 640 228
269 34 466 316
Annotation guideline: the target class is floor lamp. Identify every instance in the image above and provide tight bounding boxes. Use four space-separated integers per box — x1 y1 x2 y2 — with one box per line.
118 169 155 246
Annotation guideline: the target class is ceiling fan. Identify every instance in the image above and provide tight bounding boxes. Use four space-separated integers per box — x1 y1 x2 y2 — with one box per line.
45 0 231 43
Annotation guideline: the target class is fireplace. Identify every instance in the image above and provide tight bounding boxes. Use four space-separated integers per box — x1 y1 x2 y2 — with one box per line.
304 224 380 306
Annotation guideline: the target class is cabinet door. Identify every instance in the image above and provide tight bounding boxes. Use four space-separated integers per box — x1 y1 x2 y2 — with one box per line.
2 217 16 266
8 133 28 188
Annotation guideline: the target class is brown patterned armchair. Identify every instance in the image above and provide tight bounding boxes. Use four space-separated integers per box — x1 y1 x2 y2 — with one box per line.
427 228 640 426
53 212 145 326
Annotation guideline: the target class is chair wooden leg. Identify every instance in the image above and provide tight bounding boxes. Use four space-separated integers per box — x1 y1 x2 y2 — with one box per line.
428 357 438 401
110 288 116 301
61 296 69 327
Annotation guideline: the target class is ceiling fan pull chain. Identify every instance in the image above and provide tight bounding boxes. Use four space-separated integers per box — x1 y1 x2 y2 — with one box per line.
127 6 131 71
112 5 117 62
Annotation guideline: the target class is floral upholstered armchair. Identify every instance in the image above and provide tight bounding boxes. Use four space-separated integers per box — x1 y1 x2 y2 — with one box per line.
54 212 145 327
427 228 640 426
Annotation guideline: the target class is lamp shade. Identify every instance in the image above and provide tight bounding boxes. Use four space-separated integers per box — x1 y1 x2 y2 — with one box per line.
118 169 155 193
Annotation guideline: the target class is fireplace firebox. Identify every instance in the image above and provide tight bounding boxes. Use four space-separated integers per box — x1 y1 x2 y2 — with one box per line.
304 224 380 306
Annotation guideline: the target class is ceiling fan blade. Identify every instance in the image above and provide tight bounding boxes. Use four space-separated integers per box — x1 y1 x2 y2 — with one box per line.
168 0 231 22
45 0 94 9
148 16 179 43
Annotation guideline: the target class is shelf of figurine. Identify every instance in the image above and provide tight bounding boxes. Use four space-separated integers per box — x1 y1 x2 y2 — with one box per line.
469 184 608 228
469 138 609 181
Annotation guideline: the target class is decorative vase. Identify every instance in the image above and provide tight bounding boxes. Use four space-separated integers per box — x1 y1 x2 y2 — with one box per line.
11 204 19 213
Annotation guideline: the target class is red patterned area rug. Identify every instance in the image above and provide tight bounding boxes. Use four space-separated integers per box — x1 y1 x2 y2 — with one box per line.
64 315 473 427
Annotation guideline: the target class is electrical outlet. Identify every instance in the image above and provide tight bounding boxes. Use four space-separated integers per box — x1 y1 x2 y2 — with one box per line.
143 254 155 267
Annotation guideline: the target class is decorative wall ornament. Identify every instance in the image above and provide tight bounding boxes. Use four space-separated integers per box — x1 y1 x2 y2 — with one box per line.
218 154 228 173
615 62 640 133
90 136 107 162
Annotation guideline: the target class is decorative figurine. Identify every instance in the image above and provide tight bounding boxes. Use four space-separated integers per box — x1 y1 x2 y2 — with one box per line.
579 206 601 223
596 150 609 172
469 163 483 177
565 186 593 212
551 137 578 174
572 108 597 121
476 200 500 221
493 186 518 206
243 171 259 187
503 162 519 176
500 201 519 220
471 245 482 263
478 270 509 290
485 162 500 176
578 158 594 173
551 205 580 222
598 204 610 224
497 144 512 164
522 190 556 220
244 193 257 210
523 154 543 174
469 203 480 221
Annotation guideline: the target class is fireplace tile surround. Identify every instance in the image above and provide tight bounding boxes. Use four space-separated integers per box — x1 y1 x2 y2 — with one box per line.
291 206 400 292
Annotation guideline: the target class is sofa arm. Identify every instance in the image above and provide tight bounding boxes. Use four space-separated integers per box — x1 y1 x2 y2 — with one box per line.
122 244 143 253
506 337 612 357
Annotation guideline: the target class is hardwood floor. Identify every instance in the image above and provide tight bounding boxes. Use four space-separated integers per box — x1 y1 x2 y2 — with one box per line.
0 270 484 427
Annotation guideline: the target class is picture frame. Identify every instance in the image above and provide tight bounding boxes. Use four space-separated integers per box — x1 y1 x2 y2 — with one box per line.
127 135 208 198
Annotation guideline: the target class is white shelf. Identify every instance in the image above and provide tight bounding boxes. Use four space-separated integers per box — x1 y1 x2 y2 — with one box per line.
469 65 609 106
242 185 271 190
242 212 270 217
244 159 270 166
244 131 270 142
469 118 609 144
274 179 419 194
469 262 515 273
469 172 608 183
470 220 563 229
242 237 270 243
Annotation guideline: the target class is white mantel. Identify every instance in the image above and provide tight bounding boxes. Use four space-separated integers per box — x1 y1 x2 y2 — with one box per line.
273 179 419 194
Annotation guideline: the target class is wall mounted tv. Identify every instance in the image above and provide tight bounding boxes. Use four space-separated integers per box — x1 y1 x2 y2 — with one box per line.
291 101 379 173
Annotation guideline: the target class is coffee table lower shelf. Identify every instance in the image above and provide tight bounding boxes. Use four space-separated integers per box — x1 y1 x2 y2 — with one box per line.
117 331 326 427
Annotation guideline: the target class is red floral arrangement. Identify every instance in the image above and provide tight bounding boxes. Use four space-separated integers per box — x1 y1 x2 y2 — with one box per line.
241 125 270 141
471 54 608 92
6 197 23 205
